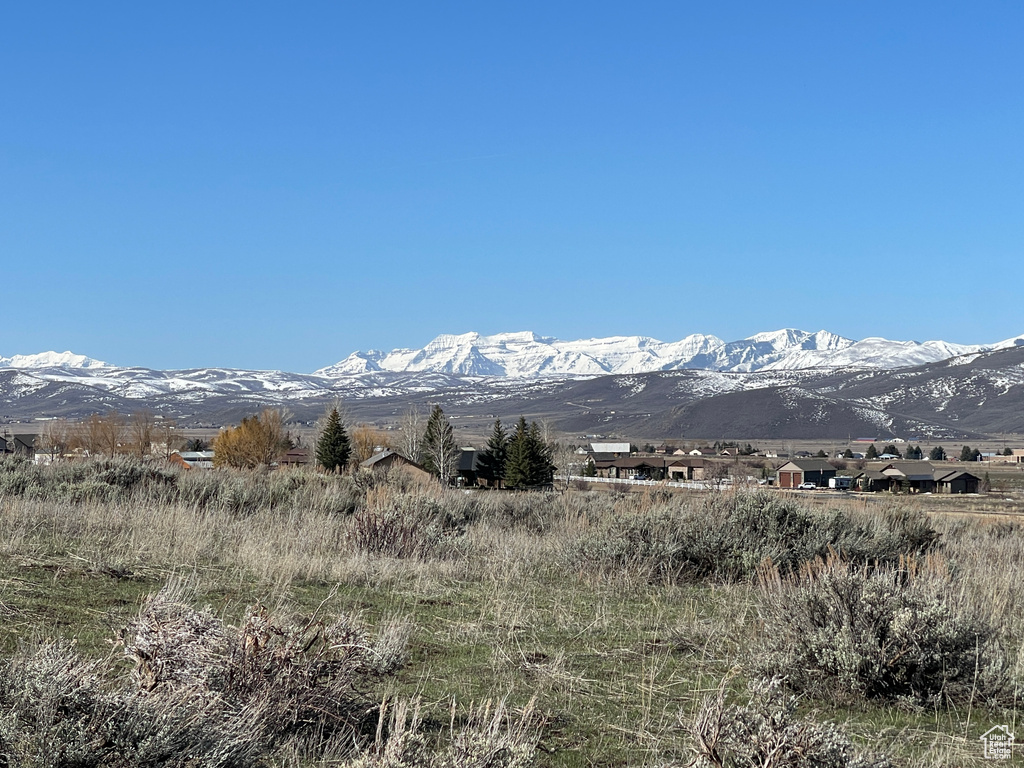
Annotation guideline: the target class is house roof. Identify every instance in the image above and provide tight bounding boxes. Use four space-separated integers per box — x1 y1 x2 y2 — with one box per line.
871 461 939 481
458 449 480 472
590 442 630 454
593 457 671 469
667 457 706 467
360 449 425 471
935 469 981 483
777 459 835 473
854 469 890 481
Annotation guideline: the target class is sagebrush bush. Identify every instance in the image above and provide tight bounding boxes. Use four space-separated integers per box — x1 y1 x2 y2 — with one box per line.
684 677 891 768
565 491 938 583
754 558 1010 705
348 486 467 559
0 455 361 516
0 641 265 768
0 583 415 767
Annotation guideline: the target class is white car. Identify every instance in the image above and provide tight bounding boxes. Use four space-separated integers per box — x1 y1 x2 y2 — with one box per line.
797 482 817 490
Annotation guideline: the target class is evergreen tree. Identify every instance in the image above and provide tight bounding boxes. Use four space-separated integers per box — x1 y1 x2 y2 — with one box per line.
882 444 902 459
842 448 854 459
527 421 555 486
906 445 923 460
315 408 351 473
422 405 458 484
815 449 827 458
928 445 947 461
504 417 555 488
865 444 879 460
477 419 509 488
503 418 532 488
583 458 597 477
959 445 975 462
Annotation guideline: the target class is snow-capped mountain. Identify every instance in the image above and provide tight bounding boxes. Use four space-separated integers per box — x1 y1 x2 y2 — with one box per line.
0 351 108 370
5 331 1024 437
316 328 1016 379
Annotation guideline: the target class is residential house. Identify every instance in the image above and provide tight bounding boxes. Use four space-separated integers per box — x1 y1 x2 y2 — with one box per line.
853 461 983 494
935 469 981 494
359 449 433 484
666 457 706 481
775 459 836 488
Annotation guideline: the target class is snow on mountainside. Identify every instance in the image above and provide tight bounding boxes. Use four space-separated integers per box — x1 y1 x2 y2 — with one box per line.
317 328 995 379
0 351 108 369
3 329 1023 411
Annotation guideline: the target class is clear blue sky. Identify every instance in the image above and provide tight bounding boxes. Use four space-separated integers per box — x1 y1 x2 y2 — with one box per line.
3 2 1023 371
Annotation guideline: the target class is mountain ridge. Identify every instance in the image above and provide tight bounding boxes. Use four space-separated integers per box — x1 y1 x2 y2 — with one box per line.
314 328 1024 379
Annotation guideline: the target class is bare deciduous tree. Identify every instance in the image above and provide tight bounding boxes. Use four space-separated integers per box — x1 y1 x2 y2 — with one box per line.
70 412 123 456
350 424 391 464
36 419 70 462
397 405 424 462
155 417 179 459
129 410 155 458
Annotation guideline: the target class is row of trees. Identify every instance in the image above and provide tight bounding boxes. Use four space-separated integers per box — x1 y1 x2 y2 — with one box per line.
31 411 179 460
854 443 997 462
311 405 556 488
477 417 555 488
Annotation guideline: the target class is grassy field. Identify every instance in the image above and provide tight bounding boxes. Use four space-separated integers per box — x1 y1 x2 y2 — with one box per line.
1 457 1022 766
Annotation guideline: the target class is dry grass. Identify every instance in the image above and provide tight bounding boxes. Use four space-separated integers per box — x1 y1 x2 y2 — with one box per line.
1 458 1024 766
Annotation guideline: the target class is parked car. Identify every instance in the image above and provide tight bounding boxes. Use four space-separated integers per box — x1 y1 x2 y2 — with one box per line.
797 482 817 490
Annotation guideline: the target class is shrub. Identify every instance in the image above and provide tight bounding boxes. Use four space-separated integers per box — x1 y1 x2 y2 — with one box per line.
754 559 1009 705
684 677 891 768
565 492 938 584
0 641 264 768
348 487 465 559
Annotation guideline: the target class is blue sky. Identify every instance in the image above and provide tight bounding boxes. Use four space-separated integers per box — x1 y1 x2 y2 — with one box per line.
2 2 1023 371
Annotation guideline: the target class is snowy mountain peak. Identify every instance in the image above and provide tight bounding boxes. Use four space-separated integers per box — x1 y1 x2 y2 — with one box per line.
0 351 108 369
317 328 974 379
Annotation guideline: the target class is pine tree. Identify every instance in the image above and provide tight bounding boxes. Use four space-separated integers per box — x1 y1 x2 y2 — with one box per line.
315 408 350 473
478 419 509 488
526 421 555 486
504 417 555 488
928 445 946 461
865 444 879 460
959 445 975 462
422 405 457 485
503 417 532 489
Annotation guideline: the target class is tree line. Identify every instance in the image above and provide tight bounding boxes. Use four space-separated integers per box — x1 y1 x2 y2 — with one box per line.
313 405 555 488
